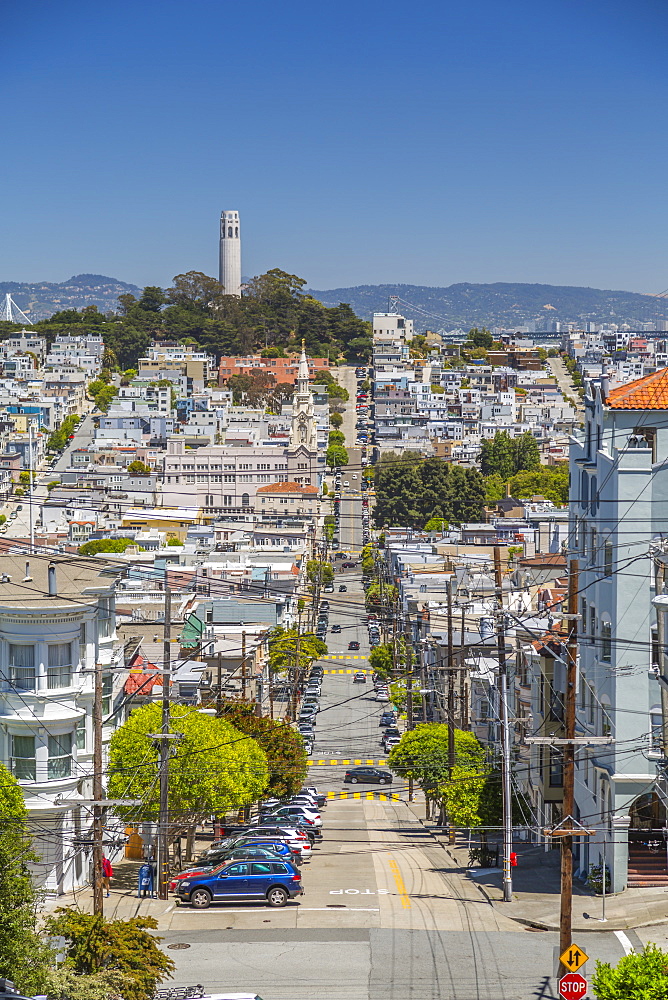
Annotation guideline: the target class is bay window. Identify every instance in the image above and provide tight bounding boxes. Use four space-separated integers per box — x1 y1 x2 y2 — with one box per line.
9 644 35 692
48 733 72 779
48 642 72 689
11 735 35 780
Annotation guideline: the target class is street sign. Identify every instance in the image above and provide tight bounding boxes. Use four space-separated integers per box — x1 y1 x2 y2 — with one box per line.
559 973 588 998
559 943 589 973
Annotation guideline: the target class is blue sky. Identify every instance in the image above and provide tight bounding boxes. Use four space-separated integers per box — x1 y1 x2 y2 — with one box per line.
3 0 667 292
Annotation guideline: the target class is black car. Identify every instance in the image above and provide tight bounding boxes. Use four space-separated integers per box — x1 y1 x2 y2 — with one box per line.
348 640 360 650
331 623 342 633
344 767 393 785
338 584 347 592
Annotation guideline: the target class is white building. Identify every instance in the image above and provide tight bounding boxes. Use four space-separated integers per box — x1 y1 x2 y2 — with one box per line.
569 368 668 891
0 555 123 894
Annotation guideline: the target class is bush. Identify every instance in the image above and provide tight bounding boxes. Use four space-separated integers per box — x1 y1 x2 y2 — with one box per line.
592 943 668 999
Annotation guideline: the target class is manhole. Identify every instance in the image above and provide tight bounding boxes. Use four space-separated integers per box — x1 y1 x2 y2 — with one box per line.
168 942 191 950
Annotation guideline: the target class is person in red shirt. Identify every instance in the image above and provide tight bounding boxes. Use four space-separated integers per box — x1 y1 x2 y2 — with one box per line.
101 856 113 897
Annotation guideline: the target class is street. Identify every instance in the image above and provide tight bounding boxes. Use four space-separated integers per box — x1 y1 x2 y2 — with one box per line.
160 568 632 999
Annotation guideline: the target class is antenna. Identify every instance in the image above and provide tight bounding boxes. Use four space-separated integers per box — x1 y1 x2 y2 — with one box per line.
0 294 32 325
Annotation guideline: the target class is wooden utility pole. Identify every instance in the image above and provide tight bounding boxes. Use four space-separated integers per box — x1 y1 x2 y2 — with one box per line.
158 587 171 900
404 613 414 802
494 546 513 903
460 604 468 730
92 656 104 916
216 650 223 718
559 560 579 972
446 580 456 844
241 630 247 700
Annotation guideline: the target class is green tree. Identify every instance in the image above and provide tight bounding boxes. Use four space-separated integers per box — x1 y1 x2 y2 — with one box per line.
78 537 138 556
466 327 494 349
592 943 668 999
47 413 80 452
424 517 448 532
328 429 345 446
307 559 334 587
369 643 393 679
480 431 516 479
267 627 327 675
513 430 541 473
108 703 269 827
0 762 54 995
220 702 308 798
329 410 343 428
45 910 175 1000
326 444 349 468
127 460 151 475
361 543 376 575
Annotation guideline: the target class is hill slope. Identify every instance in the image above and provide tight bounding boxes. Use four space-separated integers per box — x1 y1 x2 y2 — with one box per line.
307 281 664 331
0 274 141 322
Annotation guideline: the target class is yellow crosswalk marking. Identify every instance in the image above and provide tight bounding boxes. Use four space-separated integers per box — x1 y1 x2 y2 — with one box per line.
366 759 374 764
353 792 360 799
329 759 338 765
306 759 388 767
365 792 373 799
327 790 335 798
342 759 350 765
379 794 387 801
354 759 362 764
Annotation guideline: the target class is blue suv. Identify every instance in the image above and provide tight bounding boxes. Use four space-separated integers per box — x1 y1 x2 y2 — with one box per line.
176 860 303 908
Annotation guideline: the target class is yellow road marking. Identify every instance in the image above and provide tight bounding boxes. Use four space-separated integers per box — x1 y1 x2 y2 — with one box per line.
365 792 374 799
388 858 411 909
354 759 362 764
342 759 350 765
353 792 360 799
329 759 338 765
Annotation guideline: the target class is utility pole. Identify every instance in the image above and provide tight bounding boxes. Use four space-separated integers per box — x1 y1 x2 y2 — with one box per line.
158 587 171 901
291 623 301 722
460 604 468 730
28 422 34 554
446 579 456 844
494 546 513 903
216 650 223 718
241 630 247 700
404 613 414 802
559 560 579 972
92 656 104 916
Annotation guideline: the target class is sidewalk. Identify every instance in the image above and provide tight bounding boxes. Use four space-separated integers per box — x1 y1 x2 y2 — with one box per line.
42 858 180 931
405 802 668 931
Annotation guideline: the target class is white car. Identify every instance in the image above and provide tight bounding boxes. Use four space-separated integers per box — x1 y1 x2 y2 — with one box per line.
352 474 357 480
376 690 390 702
343 480 350 487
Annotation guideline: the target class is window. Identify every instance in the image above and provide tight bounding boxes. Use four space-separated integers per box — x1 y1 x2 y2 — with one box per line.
548 747 563 787
224 863 248 876
250 862 273 875
48 642 72 689
604 542 613 577
651 711 663 752
601 622 612 662
589 605 596 644
48 733 72 779
8 644 35 691
98 597 113 639
590 527 597 563
75 717 86 751
102 675 113 716
241 493 250 507
11 735 35 780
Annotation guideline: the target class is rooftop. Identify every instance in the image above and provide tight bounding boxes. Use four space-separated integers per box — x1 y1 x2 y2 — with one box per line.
256 481 319 495
0 554 118 611
606 367 668 409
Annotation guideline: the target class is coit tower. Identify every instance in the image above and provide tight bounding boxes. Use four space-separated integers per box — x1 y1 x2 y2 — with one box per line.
218 210 241 296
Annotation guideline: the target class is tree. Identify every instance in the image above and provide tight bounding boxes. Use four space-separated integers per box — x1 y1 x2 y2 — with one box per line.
0 762 54 996
219 702 308 798
480 431 516 479
388 725 486 803
47 413 80 452
466 327 494 349
44 910 175 1000
307 559 334 588
424 517 448 533
592 943 668 999
326 444 349 468
78 537 138 556
127 460 151 476
513 431 541 473
369 643 393 680
361 544 375 575
108 703 269 828
329 411 343 428
328 430 345 446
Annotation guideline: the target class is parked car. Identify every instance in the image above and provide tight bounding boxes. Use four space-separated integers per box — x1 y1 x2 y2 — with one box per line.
175 859 303 908
338 584 347 592
265 804 322 828
331 623 342 633
247 827 313 859
342 561 356 569
344 767 393 785
379 711 396 726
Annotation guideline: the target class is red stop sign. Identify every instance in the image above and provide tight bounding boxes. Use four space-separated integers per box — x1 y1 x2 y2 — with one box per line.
559 973 588 998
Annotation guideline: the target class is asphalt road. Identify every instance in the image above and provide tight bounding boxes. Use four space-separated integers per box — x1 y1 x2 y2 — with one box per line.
160 569 632 999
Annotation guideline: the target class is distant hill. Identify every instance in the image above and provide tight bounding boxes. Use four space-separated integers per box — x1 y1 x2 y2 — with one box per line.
0 274 140 322
307 281 666 332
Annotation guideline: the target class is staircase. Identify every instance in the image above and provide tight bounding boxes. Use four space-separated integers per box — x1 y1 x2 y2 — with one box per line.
627 840 668 887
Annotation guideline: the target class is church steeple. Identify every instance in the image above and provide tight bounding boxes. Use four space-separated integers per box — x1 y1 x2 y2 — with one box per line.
289 341 316 451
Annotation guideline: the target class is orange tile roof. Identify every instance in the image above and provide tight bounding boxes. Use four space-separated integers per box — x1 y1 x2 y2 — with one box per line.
606 367 668 409
256 481 319 495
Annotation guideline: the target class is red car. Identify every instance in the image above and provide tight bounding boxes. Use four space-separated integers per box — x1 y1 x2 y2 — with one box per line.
342 561 356 569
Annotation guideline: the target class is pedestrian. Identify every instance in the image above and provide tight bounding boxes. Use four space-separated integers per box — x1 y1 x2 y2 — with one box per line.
101 855 113 897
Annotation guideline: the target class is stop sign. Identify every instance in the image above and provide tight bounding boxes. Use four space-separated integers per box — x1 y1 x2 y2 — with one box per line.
559 973 588 998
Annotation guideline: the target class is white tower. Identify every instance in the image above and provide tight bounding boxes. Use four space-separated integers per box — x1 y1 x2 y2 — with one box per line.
219 210 242 296
289 342 317 451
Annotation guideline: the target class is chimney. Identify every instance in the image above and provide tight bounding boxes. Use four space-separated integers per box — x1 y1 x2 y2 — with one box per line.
23 561 32 582
48 562 57 597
